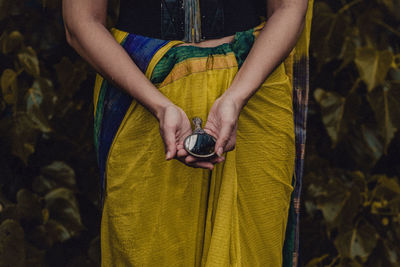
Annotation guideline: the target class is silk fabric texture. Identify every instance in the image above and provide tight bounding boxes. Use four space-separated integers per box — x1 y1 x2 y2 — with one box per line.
93 2 313 265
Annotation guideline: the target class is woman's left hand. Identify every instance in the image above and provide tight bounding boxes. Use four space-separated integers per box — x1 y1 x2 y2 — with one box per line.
203 93 242 157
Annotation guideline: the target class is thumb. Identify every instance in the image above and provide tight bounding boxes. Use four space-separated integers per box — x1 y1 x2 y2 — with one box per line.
163 127 177 160
215 123 232 157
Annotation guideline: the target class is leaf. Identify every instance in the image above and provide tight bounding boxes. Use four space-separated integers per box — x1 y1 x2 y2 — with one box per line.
26 84 43 110
372 175 400 204
0 219 25 267
25 82 52 133
313 172 350 226
311 2 351 66
362 125 385 159
16 189 43 225
32 161 77 194
336 184 363 232
382 239 400 265
314 88 346 147
304 254 329 267
367 85 400 153
355 48 393 92
54 57 87 99
377 0 400 20
0 203 18 223
10 112 41 164
341 124 385 170
44 187 83 237
334 221 378 262
17 46 40 77
336 29 358 73
378 176 400 194
30 219 71 248
1 31 24 54
1 68 18 104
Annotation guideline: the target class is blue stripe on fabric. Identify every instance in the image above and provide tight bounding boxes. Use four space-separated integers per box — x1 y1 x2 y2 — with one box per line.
97 34 169 200
123 34 169 72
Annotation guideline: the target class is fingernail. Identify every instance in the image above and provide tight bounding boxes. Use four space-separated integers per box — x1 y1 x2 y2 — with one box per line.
166 152 171 160
217 147 223 157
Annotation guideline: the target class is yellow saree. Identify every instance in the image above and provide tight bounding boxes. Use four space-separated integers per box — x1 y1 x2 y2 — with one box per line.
93 2 313 266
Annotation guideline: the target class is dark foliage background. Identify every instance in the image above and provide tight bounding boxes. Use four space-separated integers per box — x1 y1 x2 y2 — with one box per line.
0 0 399 266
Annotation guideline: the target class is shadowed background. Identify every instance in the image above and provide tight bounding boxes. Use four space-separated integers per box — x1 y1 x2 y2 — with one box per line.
0 0 399 266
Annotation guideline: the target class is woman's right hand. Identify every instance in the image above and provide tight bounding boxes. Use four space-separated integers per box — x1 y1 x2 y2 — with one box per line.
158 105 223 170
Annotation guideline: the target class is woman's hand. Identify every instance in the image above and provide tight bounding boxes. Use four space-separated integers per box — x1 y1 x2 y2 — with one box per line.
158 105 192 160
204 94 242 157
174 93 241 168
158 105 224 170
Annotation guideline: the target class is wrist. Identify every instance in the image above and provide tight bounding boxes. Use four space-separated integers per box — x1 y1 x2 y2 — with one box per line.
223 86 249 110
154 102 175 122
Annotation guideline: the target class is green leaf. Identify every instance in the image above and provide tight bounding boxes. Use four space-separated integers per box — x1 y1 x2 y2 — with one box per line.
44 187 83 237
25 83 52 133
17 47 40 77
377 0 400 20
334 221 378 262
367 85 400 153
355 48 393 92
340 124 385 170
0 203 18 223
314 88 346 147
16 189 43 225
10 112 41 164
1 68 18 104
30 219 71 248
1 31 24 54
304 254 329 267
32 161 77 194
336 29 358 73
313 172 350 226
311 2 351 65
0 219 25 267
54 57 87 99
361 124 384 162
378 176 400 194
373 176 400 201
26 84 43 110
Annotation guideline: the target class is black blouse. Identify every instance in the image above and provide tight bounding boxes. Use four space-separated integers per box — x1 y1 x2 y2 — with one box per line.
116 0 266 41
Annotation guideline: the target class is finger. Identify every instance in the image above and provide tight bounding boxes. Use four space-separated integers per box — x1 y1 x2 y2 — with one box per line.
163 127 177 160
185 155 224 164
215 123 234 156
210 156 225 164
186 155 225 164
177 148 189 158
175 157 213 170
177 144 184 150
185 155 198 164
192 161 214 170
